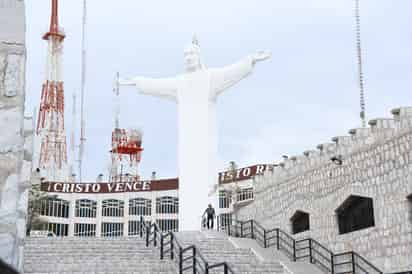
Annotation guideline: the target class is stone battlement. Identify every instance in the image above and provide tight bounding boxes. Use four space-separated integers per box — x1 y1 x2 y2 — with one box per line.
238 106 412 274
269 106 412 181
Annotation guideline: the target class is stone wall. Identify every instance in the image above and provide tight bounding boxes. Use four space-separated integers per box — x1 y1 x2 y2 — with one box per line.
238 107 412 273
0 0 28 270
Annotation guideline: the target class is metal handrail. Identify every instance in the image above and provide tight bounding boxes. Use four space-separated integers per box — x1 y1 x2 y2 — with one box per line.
139 216 236 274
252 220 265 231
208 262 235 274
278 228 295 242
352 251 383 273
312 238 333 256
224 219 383 274
266 227 278 234
196 249 208 265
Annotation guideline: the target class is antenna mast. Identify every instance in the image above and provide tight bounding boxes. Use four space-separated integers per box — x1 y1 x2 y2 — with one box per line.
114 72 120 129
70 93 76 177
79 0 87 182
37 0 68 181
109 72 143 183
355 0 366 127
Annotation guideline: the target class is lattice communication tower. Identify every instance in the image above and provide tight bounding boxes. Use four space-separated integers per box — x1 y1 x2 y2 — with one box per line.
36 0 68 181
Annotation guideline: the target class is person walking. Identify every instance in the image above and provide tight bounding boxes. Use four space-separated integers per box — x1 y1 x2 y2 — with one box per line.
203 204 216 229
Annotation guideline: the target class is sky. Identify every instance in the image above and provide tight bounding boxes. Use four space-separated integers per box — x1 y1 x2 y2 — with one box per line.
25 0 412 181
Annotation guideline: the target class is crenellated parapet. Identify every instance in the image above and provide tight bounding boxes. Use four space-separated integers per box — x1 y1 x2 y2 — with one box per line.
265 107 412 181
240 106 412 273
391 106 412 130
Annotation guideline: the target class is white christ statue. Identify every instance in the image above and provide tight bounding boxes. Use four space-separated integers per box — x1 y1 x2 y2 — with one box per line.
119 37 270 231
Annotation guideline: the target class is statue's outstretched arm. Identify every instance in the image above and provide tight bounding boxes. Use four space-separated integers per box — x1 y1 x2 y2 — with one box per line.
119 76 178 101
210 51 271 99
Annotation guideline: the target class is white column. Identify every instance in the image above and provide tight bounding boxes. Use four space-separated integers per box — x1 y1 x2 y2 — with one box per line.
95 199 101 237
123 193 129 236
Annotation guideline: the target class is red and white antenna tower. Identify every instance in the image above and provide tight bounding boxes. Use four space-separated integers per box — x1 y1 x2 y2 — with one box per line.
36 0 68 181
109 73 143 183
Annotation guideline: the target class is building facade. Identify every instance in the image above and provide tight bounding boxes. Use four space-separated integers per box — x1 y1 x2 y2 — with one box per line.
37 164 270 237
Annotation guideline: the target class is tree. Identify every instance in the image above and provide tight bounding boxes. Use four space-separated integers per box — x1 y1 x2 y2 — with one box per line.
26 170 56 235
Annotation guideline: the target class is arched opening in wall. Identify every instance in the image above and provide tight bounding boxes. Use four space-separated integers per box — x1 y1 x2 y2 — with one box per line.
336 195 375 234
290 210 310 234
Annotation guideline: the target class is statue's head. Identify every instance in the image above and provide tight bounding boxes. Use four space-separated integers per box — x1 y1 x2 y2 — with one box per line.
184 35 203 72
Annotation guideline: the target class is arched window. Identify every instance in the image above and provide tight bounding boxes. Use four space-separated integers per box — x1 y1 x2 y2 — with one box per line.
336 195 375 234
219 213 232 230
156 196 178 214
290 210 310 234
102 199 124 217
129 198 152 216
42 223 69 236
101 222 123 237
236 187 254 202
219 191 231 208
75 199 97 218
156 219 178 232
74 223 96 237
39 197 70 218
128 220 150 236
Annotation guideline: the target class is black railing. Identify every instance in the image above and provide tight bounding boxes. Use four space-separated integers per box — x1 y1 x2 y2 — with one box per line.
139 216 235 274
225 219 383 274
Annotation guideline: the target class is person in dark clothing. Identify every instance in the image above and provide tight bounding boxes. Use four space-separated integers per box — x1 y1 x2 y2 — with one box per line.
203 204 216 229
0 259 19 274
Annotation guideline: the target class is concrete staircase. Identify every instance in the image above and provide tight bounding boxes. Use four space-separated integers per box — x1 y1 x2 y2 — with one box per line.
229 237 325 274
175 230 285 274
24 231 287 274
23 237 177 274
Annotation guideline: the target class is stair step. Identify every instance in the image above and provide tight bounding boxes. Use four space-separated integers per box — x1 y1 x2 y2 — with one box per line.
24 232 286 274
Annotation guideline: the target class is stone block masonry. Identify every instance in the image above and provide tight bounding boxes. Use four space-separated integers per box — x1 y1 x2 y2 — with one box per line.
238 107 412 273
0 0 28 271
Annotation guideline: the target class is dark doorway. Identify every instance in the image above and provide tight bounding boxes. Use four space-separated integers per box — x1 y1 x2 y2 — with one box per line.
336 195 375 234
291 210 310 234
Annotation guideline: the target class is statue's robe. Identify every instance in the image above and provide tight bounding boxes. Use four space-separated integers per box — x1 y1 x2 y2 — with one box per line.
130 57 254 230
